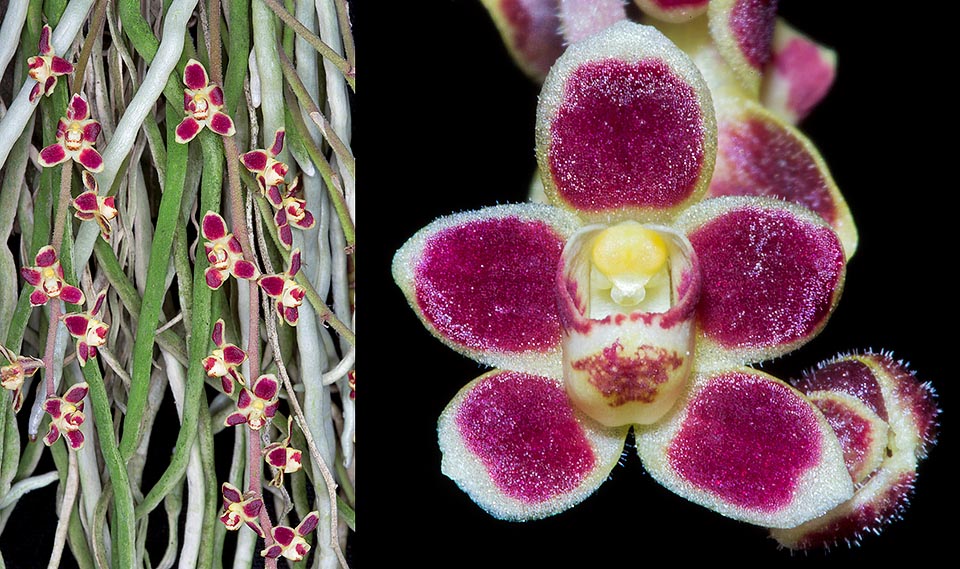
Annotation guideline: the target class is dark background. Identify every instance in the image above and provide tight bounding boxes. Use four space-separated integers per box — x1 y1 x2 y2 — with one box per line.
364 1 954 567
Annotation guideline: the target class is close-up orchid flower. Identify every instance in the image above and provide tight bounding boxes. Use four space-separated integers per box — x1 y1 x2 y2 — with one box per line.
41 382 89 451
259 249 307 326
37 92 104 173
61 289 109 367
20 245 85 307
174 58 236 143
200 210 261 290
0 343 43 413
240 127 290 202
202 318 248 395
26 24 74 103
385 1 944 563
72 170 118 241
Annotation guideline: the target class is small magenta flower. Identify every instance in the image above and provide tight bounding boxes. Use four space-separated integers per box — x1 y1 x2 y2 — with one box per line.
202 318 247 395
73 171 118 241
240 128 289 204
38 94 104 172
263 416 303 487
0 344 43 413
274 176 316 250
258 250 306 326
26 24 74 103
62 289 109 367
42 383 89 450
225 374 280 430
175 59 235 143
219 482 265 537
260 511 320 562
201 211 260 290
21 245 85 307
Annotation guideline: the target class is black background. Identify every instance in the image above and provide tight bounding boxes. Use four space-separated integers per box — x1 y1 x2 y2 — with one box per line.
364 1 954 567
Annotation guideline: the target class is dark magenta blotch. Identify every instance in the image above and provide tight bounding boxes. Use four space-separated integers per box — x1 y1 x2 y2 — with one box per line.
414 216 564 353
455 372 596 503
775 38 835 120
794 359 887 421
549 59 705 211
729 0 778 69
710 116 835 224
812 397 877 480
689 206 844 349
668 372 822 511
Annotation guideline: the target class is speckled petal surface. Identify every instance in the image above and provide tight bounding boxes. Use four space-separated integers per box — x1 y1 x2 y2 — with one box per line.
771 353 939 550
536 21 717 223
675 197 845 368
393 204 582 379
707 0 778 96
635 367 852 528
558 0 627 45
438 370 628 520
706 97 856 256
479 0 566 82
633 0 709 23
761 18 836 124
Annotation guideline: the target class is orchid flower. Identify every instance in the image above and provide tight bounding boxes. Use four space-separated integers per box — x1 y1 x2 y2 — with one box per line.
263 416 303 487
201 211 260 290
260 511 320 562
258 249 306 326
218 482 265 537
273 175 316 250
392 20 937 548
20 245 85 307
0 344 43 413
202 318 247 395
62 289 109 367
73 171 118 241
175 59 236 143
26 24 74 103
240 128 289 205
37 93 104 173
42 383 89 450
225 374 280 430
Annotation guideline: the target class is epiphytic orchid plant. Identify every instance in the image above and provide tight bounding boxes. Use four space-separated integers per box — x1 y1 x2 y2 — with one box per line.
394 3 938 551
0 1 354 567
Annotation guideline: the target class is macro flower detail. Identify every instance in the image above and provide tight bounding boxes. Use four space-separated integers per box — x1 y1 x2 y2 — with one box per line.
37 93 104 173
202 318 247 395
240 128 289 204
42 382 89 450
26 24 74 103
258 249 306 326
175 59 235 143
260 511 320 562
392 20 907 532
73 171 118 241
273 175 316 250
263 416 303 487
225 374 280 430
218 482 265 537
21 245 85 307
201 211 260 290
62 289 109 367
0 344 43 413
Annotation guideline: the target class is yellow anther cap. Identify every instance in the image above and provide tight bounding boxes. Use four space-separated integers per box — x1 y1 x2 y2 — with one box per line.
591 221 667 281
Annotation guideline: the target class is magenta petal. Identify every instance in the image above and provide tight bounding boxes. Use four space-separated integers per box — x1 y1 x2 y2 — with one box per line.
208 112 236 136
246 520 265 538
64 429 85 450
266 447 288 467
63 314 91 337
38 143 68 167
50 56 74 75
283 307 299 326
295 512 320 536
231 260 259 280
21 267 43 286
59 285 85 305
44 398 63 417
242 498 263 518
212 319 225 346
76 342 90 366
269 129 285 156
272 526 296 547
265 185 283 208
225 412 247 427
221 482 243 503
82 121 101 143
241 150 269 173
208 86 225 106
91 290 107 316
36 246 57 267
258 275 285 297
236 389 253 409
293 211 316 230
183 60 209 90
175 117 202 144
222 345 246 365
64 384 89 404
43 76 58 96
68 94 89 120
201 212 228 240
39 24 53 54
76 148 104 173
253 376 279 400
205 268 226 290
43 423 61 446
29 290 49 306
221 375 234 395
29 83 41 104
262 545 283 559
288 250 301 277
480 0 564 81
277 224 293 249
73 191 100 212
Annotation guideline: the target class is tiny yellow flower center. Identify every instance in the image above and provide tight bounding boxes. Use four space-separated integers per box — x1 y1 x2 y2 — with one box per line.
209 244 230 269
65 121 85 151
192 93 210 119
591 221 668 307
